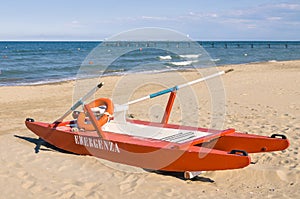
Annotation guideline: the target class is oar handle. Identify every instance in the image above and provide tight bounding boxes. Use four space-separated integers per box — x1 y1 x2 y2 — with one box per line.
54 82 104 123
225 69 234 73
149 86 178 98
81 82 104 102
122 69 233 108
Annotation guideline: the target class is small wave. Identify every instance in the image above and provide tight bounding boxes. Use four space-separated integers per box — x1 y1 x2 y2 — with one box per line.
169 60 198 66
268 60 277 63
210 58 220 62
179 54 201 59
103 68 126 74
0 76 78 87
158 55 172 60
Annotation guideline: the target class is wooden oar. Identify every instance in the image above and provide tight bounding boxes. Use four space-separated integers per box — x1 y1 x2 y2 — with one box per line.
54 82 104 123
115 69 233 112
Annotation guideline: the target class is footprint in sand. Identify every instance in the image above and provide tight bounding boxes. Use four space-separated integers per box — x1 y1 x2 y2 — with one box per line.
119 174 144 195
276 170 290 182
16 170 30 179
21 180 36 190
163 188 175 197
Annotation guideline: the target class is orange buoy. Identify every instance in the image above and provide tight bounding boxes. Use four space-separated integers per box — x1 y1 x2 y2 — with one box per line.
77 98 114 131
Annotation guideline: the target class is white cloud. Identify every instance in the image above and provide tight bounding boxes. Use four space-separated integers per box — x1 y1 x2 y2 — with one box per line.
71 20 79 24
247 24 257 29
142 16 166 20
68 20 84 29
274 3 300 10
105 2 300 40
188 11 218 18
266 17 282 21
211 3 300 29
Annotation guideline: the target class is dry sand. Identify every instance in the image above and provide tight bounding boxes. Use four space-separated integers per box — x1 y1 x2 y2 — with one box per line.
0 60 299 198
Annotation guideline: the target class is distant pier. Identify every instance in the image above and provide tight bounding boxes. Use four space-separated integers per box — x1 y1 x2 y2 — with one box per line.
200 41 296 49
102 41 296 49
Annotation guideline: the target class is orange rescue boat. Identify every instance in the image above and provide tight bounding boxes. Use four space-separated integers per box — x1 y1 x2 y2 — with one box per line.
25 70 289 178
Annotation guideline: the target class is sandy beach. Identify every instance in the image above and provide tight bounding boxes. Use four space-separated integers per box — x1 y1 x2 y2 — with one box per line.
0 60 299 198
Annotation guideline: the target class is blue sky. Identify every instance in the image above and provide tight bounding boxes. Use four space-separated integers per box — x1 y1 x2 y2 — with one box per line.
1 0 300 40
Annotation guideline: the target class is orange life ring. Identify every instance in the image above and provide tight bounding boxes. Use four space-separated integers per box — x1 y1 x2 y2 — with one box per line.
77 98 114 131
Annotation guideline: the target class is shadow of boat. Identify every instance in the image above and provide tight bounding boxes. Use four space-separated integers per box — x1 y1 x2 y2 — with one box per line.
14 134 74 154
144 169 215 183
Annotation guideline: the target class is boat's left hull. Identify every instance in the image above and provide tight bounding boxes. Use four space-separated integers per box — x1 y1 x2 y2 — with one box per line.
25 120 251 172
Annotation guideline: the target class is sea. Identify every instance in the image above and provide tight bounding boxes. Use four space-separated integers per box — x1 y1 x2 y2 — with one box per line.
1 41 300 86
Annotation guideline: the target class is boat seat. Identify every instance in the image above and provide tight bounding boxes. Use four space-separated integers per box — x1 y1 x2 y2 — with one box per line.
102 121 211 144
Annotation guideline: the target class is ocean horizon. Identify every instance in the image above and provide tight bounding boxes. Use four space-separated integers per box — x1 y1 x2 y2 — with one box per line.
1 41 300 86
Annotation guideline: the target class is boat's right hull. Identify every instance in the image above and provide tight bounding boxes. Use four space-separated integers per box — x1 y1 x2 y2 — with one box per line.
208 132 289 153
